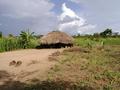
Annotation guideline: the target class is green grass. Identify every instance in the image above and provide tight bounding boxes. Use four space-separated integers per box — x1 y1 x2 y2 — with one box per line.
74 37 120 46
102 38 120 45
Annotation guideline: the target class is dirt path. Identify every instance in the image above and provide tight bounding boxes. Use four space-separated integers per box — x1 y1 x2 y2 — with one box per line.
0 49 63 85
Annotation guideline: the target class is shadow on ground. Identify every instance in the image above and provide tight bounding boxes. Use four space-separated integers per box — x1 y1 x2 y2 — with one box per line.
0 70 95 90
0 70 11 79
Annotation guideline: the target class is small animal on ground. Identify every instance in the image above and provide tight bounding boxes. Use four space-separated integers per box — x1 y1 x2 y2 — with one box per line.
9 60 16 66
15 61 22 67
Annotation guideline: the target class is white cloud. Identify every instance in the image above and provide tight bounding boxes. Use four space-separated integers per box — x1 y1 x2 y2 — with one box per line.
59 3 96 34
0 0 54 18
0 0 57 35
60 3 79 21
69 0 120 33
77 24 96 34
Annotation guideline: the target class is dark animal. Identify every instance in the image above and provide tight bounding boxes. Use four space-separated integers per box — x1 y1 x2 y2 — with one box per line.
9 60 16 66
16 61 22 67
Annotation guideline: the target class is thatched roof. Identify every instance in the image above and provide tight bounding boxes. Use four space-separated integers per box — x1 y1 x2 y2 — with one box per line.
40 31 74 44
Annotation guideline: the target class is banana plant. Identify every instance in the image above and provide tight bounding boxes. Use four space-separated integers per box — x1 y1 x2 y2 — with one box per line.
19 29 34 49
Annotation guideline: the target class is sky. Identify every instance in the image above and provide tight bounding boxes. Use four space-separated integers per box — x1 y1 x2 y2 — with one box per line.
0 0 120 35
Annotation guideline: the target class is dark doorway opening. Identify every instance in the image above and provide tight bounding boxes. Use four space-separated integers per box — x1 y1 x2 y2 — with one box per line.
36 43 73 49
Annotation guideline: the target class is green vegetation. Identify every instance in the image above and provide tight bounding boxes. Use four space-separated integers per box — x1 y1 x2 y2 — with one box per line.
74 37 120 46
100 28 112 37
0 28 120 53
74 28 120 46
0 30 38 52
0 31 2 38
19 30 36 49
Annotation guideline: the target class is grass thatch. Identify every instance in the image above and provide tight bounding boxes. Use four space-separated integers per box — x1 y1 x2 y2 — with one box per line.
40 31 74 44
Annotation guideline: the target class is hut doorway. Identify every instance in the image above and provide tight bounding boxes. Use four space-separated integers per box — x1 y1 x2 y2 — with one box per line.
36 43 73 49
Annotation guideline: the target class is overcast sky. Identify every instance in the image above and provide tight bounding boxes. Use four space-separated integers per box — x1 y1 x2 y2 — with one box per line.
0 0 120 35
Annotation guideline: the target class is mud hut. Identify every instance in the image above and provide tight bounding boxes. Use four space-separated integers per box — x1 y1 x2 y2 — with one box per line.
39 31 74 48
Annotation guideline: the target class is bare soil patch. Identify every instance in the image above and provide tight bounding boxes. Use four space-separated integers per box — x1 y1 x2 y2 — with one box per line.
0 49 63 85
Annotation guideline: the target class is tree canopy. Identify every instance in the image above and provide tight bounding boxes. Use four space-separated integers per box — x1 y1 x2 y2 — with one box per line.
100 28 112 37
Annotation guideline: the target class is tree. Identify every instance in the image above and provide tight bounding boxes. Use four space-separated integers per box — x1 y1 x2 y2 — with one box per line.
100 28 112 37
19 29 34 49
0 31 2 38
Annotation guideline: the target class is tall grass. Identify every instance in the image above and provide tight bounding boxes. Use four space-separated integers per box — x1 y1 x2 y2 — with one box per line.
0 37 38 52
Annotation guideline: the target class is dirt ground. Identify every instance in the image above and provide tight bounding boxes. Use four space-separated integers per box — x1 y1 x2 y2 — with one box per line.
0 49 63 85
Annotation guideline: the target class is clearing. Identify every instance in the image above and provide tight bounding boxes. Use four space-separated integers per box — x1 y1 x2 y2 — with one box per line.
0 46 120 90
0 49 63 85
